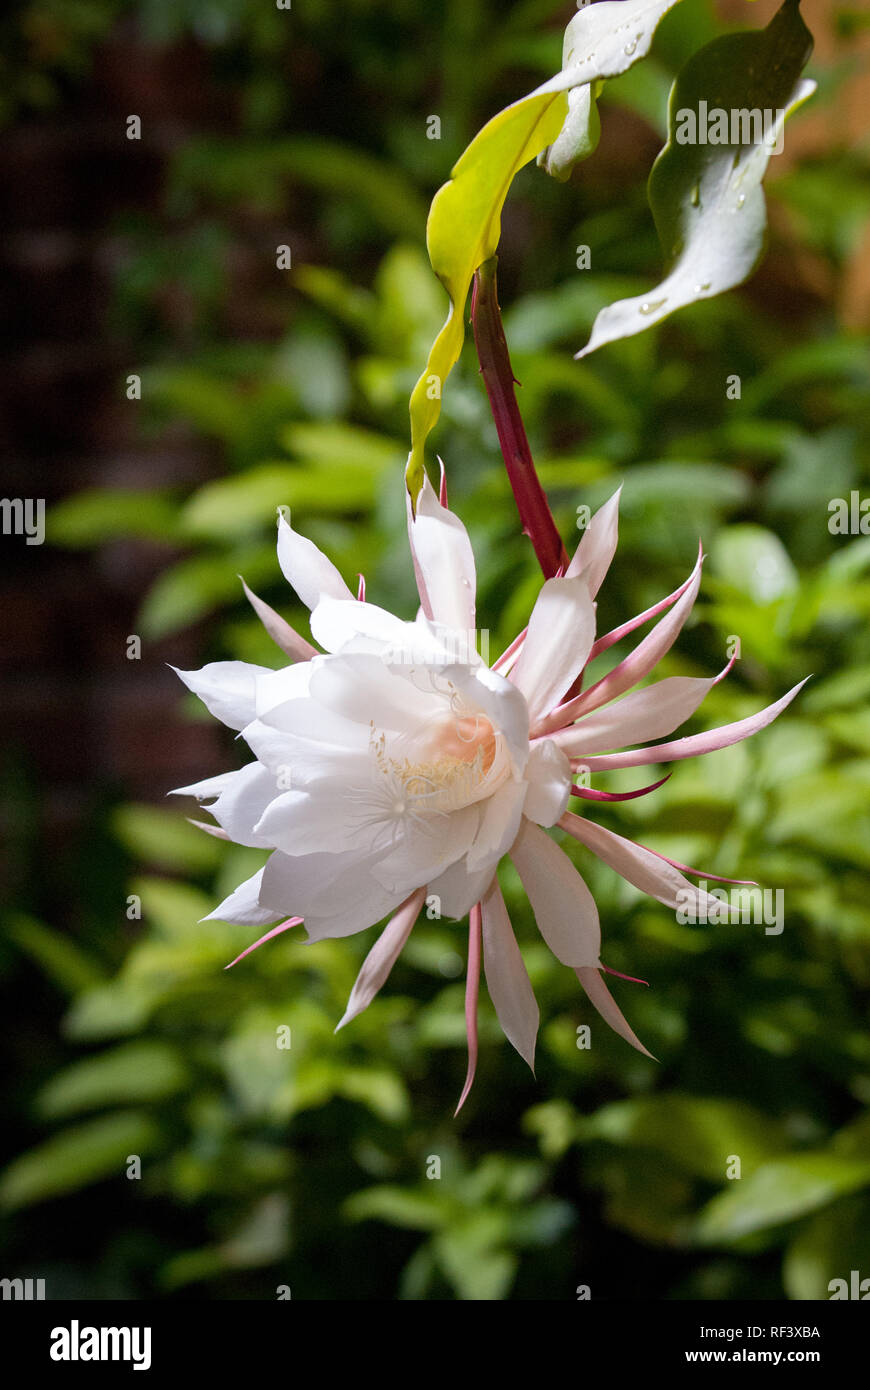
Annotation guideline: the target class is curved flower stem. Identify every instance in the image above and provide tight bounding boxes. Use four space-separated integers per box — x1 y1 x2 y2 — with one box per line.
471 255 568 579
455 902 482 1116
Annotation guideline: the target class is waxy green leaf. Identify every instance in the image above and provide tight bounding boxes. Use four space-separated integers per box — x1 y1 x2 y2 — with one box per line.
406 0 685 497
577 0 815 358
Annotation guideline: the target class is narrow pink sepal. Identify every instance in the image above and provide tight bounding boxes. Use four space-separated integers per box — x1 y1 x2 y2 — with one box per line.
635 845 758 887
225 916 302 969
602 964 649 986
455 904 482 1117
586 541 703 662
187 818 231 839
438 456 448 508
574 678 809 771
334 886 426 1031
576 966 656 1059
569 773 671 802
492 625 527 675
357 574 366 602
240 577 317 661
543 545 703 730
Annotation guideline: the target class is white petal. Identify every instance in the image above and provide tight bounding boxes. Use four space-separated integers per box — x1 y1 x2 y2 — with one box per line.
335 887 427 1030
302 894 408 944
428 857 497 920
560 812 729 919
258 847 401 940
276 514 352 609
204 868 281 926
510 576 596 725
170 770 238 801
253 781 372 857
173 661 274 731
254 661 313 719
245 691 372 765
370 805 480 897
308 653 442 734
406 471 476 633
523 741 572 826
552 674 717 756
206 762 277 848
481 878 539 1071
509 818 600 966
567 486 621 597
309 597 423 656
466 779 528 871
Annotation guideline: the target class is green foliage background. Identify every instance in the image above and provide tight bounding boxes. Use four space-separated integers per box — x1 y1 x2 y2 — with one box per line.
2 0 869 1299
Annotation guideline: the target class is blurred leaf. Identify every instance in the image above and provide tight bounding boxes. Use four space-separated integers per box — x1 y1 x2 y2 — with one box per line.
583 1093 786 1181
139 544 276 638
161 1193 290 1290
4 914 105 995
49 490 178 547
112 805 223 874
693 1153 870 1245
130 877 213 938
433 1221 516 1300
181 463 381 541
36 1043 189 1118
710 525 799 603
783 1194 870 1300
0 1112 161 1211
345 1186 446 1231
170 137 427 236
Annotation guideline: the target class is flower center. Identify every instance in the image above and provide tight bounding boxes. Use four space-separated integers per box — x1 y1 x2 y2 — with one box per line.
369 709 503 819
418 710 498 774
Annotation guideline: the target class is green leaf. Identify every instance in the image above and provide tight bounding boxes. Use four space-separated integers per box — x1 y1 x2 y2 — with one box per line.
0 1111 161 1210
433 1223 517 1301
129 877 213 937
36 1042 189 1118
344 1185 446 1232
48 490 178 548
111 804 223 874
710 525 799 603
139 544 276 638
578 0 815 357
279 422 404 472
337 1067 409 1124
406 0 685 493
160 1193 290 1291
181 465 379 541
693 1153 870 1245
3 914 105 995
585 1093 787 1181
783 1195 870 1300
171 137 427 238
63 982 155 1042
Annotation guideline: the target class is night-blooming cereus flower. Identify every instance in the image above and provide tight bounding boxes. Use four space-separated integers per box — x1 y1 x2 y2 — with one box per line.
172 476 805 1109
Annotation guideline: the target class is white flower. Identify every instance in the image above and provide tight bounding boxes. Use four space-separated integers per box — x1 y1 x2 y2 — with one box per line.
172 474 804 1106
